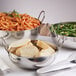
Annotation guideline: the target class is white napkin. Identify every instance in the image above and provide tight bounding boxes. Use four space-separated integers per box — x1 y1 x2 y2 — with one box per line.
0 69 4 76
0 31 7 38
0 56 10 72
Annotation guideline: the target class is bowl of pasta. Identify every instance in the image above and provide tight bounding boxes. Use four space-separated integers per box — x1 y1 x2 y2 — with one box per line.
0 10 45 39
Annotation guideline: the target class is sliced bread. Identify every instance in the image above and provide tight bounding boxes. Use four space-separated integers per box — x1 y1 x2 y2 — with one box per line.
16 42 39 58
9 39 31 52
37 40 50 49
39 47 55 57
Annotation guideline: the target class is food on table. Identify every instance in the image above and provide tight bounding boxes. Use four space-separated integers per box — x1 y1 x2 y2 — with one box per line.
50 23 76 37
39 47 55 57
0 10 40 31
37 40 51 49
9 39 55 58
8 39 31 53
9 39 31 49
16 42 39 58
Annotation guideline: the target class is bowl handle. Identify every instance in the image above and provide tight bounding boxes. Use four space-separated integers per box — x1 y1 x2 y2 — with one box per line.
51 25 64 48
31 11 45 35
0 37 9 53
38 10 45 23
57 36 64 48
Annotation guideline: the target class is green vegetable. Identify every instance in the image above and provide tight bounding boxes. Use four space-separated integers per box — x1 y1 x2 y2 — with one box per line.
12 10 19 14
8 10 21 18
50 23 76 37
8 14 13 17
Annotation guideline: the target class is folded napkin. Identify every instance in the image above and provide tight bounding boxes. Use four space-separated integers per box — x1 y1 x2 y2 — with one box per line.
0 56 10 73
0 69 4 76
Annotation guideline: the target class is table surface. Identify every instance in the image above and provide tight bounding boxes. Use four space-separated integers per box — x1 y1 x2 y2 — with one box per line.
0 0 76 76
0 34 76 76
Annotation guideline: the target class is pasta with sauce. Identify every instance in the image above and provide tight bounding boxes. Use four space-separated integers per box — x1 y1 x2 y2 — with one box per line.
0 10 40 31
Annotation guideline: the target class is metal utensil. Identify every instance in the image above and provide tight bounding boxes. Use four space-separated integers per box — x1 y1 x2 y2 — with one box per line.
37 53 76 73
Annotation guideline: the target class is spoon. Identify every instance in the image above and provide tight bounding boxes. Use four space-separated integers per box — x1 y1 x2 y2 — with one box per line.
37 53 76 73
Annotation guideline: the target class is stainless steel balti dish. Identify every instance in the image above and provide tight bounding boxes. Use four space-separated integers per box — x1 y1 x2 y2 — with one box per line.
2 38 58 69
50 22 76 49
0 10 45 39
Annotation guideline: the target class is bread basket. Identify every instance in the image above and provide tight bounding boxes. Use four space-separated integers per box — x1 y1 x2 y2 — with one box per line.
1 38 58 69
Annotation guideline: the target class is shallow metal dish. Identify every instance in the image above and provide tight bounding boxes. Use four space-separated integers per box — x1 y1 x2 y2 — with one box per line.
0 11 45 39
2 38 58 69
50 22 76 49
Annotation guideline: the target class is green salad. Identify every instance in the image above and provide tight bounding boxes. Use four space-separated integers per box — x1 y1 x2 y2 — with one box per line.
50 23 76 37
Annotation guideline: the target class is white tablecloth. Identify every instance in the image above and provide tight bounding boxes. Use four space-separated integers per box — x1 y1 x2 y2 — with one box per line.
0 35 76 76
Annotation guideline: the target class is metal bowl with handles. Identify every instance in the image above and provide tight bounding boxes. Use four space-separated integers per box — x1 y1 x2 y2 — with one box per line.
0 10 45 39
50 22 76 49
1 38 58 69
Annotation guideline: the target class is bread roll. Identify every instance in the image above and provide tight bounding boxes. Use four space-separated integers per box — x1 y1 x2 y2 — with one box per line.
37 40 50 49
9 39 31 48
9 39 31 52
39 47 55 57
16 42 39 58
15 49 21 56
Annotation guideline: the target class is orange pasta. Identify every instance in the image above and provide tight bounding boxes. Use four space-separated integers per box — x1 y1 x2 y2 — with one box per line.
0 10 40 31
